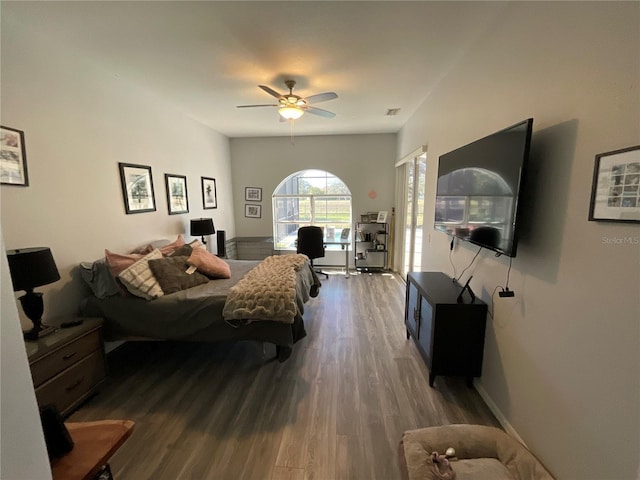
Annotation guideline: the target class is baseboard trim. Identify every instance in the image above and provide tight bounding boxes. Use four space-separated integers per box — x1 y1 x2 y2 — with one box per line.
474 381 527 447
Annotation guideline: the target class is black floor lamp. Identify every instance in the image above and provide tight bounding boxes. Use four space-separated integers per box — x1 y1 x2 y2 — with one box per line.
6 247 61 340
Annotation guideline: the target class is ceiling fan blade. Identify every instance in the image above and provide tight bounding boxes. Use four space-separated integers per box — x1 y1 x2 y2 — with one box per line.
304 106 336 118
304 92 338 104
259 85 283 99
236 104 278 108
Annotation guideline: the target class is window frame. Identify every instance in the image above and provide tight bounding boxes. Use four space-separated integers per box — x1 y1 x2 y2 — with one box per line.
272 171 352 251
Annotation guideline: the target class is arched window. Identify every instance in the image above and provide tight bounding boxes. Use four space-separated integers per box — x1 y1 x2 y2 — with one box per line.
273 170 352 251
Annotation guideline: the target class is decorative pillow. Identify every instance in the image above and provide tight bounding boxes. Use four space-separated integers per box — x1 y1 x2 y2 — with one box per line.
117 249 164 300
105 249 144 277
188 239 206 250
187 248 231 279
128 243 154 255
167 244 193 257
157 234 185 256
79 259 120 299
148 256 209 295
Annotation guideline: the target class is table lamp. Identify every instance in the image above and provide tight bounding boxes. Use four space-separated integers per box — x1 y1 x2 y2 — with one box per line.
6 247 61 340
190 218 215 244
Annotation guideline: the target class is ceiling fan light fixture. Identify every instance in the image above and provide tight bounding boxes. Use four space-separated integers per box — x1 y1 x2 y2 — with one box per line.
279 106 304 120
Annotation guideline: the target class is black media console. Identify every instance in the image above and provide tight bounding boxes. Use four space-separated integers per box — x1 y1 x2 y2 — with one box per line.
404 272 487 387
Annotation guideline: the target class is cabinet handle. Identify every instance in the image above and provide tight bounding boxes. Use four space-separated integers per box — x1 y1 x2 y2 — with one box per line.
62 352 77 361
65 377 84 392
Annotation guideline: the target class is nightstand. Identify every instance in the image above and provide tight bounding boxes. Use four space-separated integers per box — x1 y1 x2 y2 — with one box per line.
26 318 107 418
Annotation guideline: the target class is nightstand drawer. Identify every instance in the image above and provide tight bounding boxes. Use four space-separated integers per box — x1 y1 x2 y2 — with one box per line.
34 351 106 416
30 330 102 387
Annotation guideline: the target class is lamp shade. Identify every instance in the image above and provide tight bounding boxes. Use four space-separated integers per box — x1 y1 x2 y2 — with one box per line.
278 106 304 120
6 247 60 292
190 218 215 237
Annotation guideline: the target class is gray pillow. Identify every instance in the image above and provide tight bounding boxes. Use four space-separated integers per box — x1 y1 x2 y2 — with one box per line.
148 256 209 295
79 259 121 299
167 244 193 257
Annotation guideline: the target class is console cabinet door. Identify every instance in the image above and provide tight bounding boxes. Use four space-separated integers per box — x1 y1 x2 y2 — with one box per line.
406 280 420 337
418 299 434 367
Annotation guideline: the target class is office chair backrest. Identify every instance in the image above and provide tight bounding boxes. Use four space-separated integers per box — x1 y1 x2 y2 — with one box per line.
297 226 325 260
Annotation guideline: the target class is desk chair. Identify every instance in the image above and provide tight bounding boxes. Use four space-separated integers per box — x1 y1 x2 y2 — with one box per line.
297 226 329 278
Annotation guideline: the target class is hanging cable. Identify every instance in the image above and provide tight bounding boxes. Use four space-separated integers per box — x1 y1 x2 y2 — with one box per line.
487 285 502 319
448 236 457 280
457 246 482 282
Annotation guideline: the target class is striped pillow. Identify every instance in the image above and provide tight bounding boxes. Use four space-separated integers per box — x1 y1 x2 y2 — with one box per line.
117 249 164 300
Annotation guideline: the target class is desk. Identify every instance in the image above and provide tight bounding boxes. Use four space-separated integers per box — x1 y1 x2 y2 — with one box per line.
52 420 134 480
324 240 351 278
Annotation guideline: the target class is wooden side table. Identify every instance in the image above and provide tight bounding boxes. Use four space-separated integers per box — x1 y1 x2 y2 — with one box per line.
26 318 107 417
51 420 135 480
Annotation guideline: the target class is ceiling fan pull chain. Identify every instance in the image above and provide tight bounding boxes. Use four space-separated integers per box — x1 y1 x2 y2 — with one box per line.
290 119 296 145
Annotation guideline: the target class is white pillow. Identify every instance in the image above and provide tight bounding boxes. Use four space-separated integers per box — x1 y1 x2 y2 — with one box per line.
118 249 164 300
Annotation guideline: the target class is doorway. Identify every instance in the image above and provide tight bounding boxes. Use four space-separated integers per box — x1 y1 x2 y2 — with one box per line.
396 150 426 278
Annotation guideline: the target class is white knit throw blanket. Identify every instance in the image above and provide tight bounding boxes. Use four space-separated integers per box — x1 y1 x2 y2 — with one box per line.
222 254 309 324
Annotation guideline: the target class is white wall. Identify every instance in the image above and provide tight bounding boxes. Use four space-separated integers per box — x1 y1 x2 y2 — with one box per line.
398 2 639 479
230 134 396 265
0 226 52 479
0 14 235 327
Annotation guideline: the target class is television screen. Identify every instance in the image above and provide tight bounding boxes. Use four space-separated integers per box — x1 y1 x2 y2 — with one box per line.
434 118 533 257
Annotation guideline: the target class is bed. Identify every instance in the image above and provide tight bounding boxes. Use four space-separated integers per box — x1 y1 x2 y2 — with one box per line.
80 254 320 362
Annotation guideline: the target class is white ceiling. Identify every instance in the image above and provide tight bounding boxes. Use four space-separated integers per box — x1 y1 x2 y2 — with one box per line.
3 1 508 138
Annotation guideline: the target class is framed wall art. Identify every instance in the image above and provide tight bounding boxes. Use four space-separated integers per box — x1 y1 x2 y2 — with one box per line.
165 174 189 215
118 163 156 214
245 204 261 218
588 145 640 223
202 176 217 209
0 125 29 186
245 187 262 202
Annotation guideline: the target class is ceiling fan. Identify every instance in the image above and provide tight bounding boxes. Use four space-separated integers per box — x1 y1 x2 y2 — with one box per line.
237 80 338 120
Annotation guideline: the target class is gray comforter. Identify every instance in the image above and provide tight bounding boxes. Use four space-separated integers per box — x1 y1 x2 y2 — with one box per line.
80 259 319 358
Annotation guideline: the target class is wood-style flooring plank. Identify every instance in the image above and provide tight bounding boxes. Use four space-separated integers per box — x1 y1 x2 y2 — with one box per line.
68 271 500 479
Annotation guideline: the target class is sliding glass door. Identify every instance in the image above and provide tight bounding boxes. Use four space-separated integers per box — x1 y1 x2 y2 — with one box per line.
398 152 426 278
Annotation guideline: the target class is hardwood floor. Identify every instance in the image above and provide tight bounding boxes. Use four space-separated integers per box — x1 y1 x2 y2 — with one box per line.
68 271 500 479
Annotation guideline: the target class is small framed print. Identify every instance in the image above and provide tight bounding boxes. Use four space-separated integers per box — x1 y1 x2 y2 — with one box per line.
118 163 156 214
165 174 189 215
0 126 29 186
245 204 261 218
376 211 388 223
202 177 217 209
245 187 262 202
588 145 640 223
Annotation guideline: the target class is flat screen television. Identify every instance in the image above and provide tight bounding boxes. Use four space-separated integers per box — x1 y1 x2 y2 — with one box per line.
434 118 533 257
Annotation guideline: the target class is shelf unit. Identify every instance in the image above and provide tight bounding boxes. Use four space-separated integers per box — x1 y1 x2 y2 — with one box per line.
354 220 388 271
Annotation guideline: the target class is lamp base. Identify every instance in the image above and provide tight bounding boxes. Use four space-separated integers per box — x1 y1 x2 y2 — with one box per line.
24 324 56 341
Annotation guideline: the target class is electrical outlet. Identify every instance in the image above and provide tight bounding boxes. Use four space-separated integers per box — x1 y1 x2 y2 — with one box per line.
499 289 515 298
